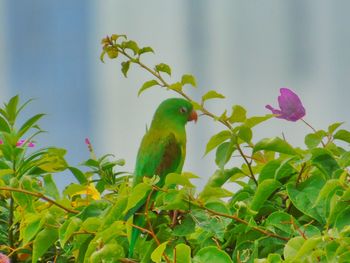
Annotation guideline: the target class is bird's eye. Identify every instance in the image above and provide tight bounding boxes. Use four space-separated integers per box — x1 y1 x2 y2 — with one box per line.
179 107 188 114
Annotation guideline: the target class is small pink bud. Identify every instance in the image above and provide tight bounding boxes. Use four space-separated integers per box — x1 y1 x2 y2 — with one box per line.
85 138 91 146
16 139 25 147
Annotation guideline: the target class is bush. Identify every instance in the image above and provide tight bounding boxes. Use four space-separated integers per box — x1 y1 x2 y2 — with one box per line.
0 34 349 262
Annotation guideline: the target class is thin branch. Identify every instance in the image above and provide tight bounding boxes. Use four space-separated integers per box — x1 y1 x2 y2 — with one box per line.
301 118 326 147
296 163 307 186
116 44 258 185
203 206 289 241
0 187 79 214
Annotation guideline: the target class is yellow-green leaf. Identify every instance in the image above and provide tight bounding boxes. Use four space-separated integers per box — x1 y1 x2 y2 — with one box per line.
205 130 232 155
151 241 168 263
181 74 197 87
169 82 183 92
228 105 246 123
138 80 160 96
202 90 225 103
155 63 171 76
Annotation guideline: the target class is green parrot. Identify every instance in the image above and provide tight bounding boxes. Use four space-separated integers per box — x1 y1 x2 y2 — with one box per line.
124 98 197 258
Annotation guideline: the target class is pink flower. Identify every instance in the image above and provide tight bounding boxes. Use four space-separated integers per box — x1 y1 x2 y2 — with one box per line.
0 253 10 263
16 139 35 148
0 140 3 145
266 88 306 122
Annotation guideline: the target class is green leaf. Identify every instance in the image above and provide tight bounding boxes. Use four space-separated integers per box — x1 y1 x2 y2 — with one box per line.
173 215 196 236
60 217 82 247
286 174 326 224
155 63 171 76
328 122 344 134
43 174 60 199
215 141 236 168
68 166 88 184
5 95 19 125
169 82 183 92
334 129 350 143
36 148 67 172
201 90 225 103
205 130 232 155
334 207 350 231
138 80 160 96
21 213 46 244
204 168 242 188
191 209 230 241
293 236 322 261
258 160 281 183
121 61 130 77
313 179 342 207
181 74 197 87
32 227 58 262
109 34 127 42
283 236 304 260
165 172 194 188
305 130 326 149
228 105 246 123
122 40 139 55
151 241 168 263
90 243 125 262
100 50 106 63
245 114 274 128
18 113 45 137
265 211 294 236
0 115 10 133
175 243 191 263
237 125 252 143
124 182 152 215
199 186 233 200
311 148 340 178
193 246 233 263
254 137 297 155
138 46 154 55
105 46 118 59
250 179 281 212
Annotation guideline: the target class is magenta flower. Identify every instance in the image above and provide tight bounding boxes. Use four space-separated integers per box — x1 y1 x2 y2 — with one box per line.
266 88 305 122
0 140 3 145
16 139 35 148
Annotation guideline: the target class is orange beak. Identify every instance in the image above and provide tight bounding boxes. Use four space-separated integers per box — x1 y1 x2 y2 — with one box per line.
188 110 198 123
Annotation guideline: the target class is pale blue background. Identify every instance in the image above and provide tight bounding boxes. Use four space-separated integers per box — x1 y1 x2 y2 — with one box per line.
1 1 350 190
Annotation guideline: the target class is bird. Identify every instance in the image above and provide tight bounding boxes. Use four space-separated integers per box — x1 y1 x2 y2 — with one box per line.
124 98 197 258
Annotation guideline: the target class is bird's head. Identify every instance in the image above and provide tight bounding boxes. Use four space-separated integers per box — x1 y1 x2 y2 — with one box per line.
151 98 198 128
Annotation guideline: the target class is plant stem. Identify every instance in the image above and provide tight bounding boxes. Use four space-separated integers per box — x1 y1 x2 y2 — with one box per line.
301 118 326 147
0 187 79 214
203 206 289 241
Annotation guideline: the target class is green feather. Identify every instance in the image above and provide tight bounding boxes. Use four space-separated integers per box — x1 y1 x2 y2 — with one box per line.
126 98 195 258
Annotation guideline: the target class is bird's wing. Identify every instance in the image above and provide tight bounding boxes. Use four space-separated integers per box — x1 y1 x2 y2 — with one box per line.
133 131 183 186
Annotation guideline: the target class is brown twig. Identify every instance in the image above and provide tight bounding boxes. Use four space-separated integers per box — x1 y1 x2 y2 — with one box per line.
203 207 289 241
0 187 79 214
143 188 171 263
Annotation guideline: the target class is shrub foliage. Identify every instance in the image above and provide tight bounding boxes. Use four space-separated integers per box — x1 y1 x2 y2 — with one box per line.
0 34 349 262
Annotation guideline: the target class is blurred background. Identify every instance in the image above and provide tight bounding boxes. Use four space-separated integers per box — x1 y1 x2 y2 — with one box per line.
1 1 349 190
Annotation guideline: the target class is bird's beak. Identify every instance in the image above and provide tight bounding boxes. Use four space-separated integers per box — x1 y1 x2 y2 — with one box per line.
188 110 198 123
